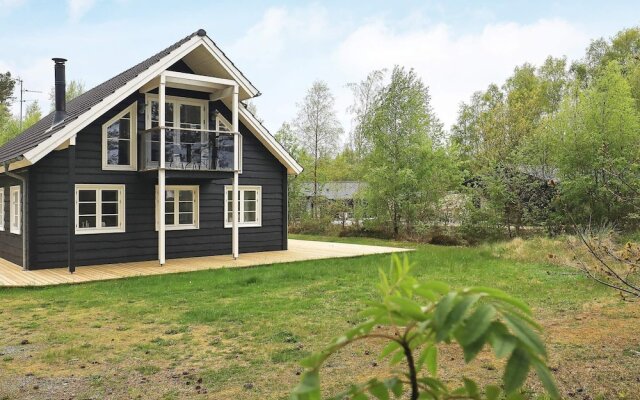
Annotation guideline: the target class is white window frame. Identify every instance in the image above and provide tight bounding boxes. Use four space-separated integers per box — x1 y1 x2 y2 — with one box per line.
75 184 126 235
224 185 262 228
145 94 209 132
216 113 242 173
9 185 20 235
0 188 5 231
102 103 137 171
155 185 200 231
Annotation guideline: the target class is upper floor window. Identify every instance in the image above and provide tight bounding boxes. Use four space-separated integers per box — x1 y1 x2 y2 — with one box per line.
9 185 21 235
102 104 137 171
215 112 242 173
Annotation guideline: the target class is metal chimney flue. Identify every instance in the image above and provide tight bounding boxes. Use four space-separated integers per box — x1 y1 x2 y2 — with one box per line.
52 58 67 126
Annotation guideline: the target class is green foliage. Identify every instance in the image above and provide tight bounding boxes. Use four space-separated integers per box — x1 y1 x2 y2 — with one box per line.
361 66 460 235
291 255 559 400
553 61 640 226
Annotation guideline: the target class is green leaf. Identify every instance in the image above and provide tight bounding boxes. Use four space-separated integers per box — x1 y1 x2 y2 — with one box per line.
415 281 450 295
457 304 497 345
532 359 561 399
425 346 438 376
369 381 389 400
291 370 321 400
380 341 402 360
437 294 480 341
387 296 426 321
462 333 487 362
484 385 501 400
503 314 546 356
503 348 531 394
385 378 403 397
300 353 324 369
434 292 457 329
488 322 517 358
467 287 531 315
390 349 406 365
463 378 479 398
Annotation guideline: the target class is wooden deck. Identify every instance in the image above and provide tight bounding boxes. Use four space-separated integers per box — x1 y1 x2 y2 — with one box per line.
0 239 411 287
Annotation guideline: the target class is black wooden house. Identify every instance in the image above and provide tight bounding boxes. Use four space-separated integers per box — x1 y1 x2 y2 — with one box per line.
0 29 302 271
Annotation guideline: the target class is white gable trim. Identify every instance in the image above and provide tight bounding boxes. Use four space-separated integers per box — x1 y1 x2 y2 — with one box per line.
22 35 203 166
239 106 303 175
20 34 257 166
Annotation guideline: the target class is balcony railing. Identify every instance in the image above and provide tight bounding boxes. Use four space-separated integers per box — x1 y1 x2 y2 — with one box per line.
140 127 238 172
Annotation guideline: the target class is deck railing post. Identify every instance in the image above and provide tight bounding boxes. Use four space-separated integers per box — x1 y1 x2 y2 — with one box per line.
232 85 239 259
158 74 166 266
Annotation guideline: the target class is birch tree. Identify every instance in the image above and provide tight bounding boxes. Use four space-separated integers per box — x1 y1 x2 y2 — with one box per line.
294 80 343 217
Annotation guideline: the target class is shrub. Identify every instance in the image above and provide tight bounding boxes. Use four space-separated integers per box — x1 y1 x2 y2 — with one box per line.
291 255 559 400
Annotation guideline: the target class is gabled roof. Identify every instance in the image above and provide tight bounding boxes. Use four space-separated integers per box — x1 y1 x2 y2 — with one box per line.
0 29 303 175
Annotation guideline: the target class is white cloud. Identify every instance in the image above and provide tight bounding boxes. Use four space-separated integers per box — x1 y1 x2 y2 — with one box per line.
0 0 26 16
231 4 330 65
67 0 96 22
334 18 590 127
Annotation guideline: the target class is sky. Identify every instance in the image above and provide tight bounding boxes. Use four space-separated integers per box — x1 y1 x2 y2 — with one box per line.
1 0 639 143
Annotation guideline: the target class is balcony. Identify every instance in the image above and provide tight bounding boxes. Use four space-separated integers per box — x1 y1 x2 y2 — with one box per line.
140 127 238 172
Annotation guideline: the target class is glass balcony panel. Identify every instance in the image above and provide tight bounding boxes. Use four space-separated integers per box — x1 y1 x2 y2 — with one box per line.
140 128 236 172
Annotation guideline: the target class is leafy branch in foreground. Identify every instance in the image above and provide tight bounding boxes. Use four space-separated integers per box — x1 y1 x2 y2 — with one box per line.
291 255 559 400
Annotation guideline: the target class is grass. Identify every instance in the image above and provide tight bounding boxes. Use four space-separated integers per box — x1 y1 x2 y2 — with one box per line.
0 235 638 399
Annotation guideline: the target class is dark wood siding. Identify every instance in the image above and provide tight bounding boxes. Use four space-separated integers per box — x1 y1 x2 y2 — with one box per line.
26 93 287 269
0 173 25 266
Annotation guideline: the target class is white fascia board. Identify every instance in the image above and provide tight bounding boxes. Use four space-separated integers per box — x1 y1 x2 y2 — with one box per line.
163 70 237 88
0 158 32 174
238 106 303 175
22 36 204 166
201 36 259 100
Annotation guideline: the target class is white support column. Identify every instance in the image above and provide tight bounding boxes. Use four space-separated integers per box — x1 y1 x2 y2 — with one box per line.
232 85 240 259
158 74 166 266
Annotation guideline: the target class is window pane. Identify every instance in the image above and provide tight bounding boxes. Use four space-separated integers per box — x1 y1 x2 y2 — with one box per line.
102 190 118 202
166 200 174 213
179 190 193 202
102 202 118 215
227 211 233 223
165 213 173 225
101 215 118 228
79 202 96 215
244 199 256 212
180 104 201 129
244 190 256 201
244 211 257 222
179 201 193 213
79 215 96 228
117 140 130 165
79 190 96 202
179 212 193 225
106 121 120 139
165 190 175 202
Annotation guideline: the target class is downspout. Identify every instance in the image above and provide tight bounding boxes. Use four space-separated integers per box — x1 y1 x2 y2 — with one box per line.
3 161 28 270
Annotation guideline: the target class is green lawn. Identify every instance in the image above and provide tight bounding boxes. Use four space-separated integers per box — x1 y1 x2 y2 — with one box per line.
0 236 637 399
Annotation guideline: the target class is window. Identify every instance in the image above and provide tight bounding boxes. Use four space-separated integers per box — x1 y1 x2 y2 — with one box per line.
0 188 5 231
145 95 208 166
75 185 125 235
156 185 199 230
224 186 261 228
215 113 242 173
102 103 137 171
9 185 21 234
